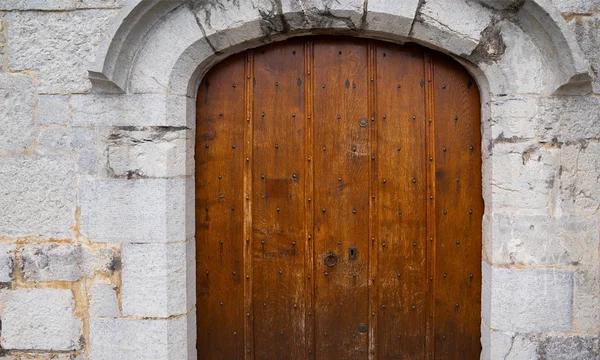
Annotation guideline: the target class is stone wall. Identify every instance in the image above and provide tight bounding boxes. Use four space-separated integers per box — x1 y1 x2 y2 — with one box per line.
0 0 598 359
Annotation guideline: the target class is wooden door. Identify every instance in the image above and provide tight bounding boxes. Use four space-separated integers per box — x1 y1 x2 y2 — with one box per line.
196 37 482 360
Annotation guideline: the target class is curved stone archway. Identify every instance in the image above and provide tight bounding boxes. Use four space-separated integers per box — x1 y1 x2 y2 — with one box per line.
80 1 599 359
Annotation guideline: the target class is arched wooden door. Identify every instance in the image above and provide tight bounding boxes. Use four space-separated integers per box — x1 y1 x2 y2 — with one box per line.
196 37 482 359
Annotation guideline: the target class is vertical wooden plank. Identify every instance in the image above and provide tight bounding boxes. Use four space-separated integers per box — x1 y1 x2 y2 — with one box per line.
251 39 307 359
313 37 370 359
424 51 437 360
367 40 378 360
243 49 255 360
196 54 246 359
375 43 428 359
432 54 482 359
304 38 316 360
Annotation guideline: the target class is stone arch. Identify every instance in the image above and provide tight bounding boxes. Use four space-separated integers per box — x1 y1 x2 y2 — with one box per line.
87 1 593 359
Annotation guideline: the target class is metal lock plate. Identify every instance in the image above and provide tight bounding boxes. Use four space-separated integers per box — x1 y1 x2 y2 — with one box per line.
348 247 357 260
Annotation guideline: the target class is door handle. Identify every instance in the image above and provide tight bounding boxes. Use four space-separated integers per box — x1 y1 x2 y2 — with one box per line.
324 252 338 267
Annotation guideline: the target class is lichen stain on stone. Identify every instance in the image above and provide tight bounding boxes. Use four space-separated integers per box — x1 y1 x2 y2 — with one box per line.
470 20 506 64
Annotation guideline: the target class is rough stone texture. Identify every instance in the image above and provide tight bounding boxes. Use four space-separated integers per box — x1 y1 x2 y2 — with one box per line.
89 284 119 318
0 156 75 238
488 267 574 333
38 95 69 126
365 0 420 36
106 127 193 178
121 240 192 318
1 1 76 10
90 316 189 360
20 243 116 282
1 289 82 351
38 127 72 155
490 142 561 214
6 10 114 93
560 141 600 215
569 15 600 93
537 335 599 360
490 95 539 141
281 0 365 32
0 73 35 154
536 95 600 142
552 0 600 14
490 213 599 266
79 176 194 243
76 0 126 9
0 244 16 283
573 269 600 332
71 94 187 127
410 0 492 55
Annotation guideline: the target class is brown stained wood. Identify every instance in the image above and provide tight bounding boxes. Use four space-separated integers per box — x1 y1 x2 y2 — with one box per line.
313 38 370 359
432 54 483 359
251 40 307 359
375 43 428 360
196 37 482 360
196 53 246 359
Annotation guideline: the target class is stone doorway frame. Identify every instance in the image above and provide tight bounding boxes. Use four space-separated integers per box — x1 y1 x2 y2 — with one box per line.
84 1 592 358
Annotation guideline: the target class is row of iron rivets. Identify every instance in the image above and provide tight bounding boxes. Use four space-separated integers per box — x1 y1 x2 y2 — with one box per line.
203 143 476 153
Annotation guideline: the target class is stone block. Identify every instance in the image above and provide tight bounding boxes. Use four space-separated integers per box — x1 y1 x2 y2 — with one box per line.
121 239 193 317
79 176 193 243
537 335 599 360
365 0 420 37
489 267 574 333
410 0 492 55
490 213 599 266
37 127 71 154
76 0 126 9
0 244 15 283
7 10 114 93
20 243 116 282
106 127 193 178
282 0 365 32
72 126 101 174
1 289 82 351
481 326 537 360
71 94 187 127
551 0 600 14
89 284 119 318
90 316 189 360
0 156 75 238
38 95 69 126
573 269 599 332
490 95 539 141
560 141 600 215
536 95 600 142
490 142 560 214
568 15 600 93
0 73 34 153
1 0 75 10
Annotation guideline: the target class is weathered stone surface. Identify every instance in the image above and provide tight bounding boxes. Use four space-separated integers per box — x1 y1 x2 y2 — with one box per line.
560 141 600 215
1 289 82 351
0 73 34 154
536 95 600 142
20 243 116 282
0 244 16 283
569 15 600 93
552 0 600 14
490 95 539 141
76 0 126 9
490 213 599 266
89 284 119 318
37 127 71 155
490 142 560 214
0 156 75 238
537 335 599 360
72 126 101 174
71 94 187 127
7 10 114 93
365 0 420 37
38 95 69 126
481 328 538 360
130 4 212 94
1 0 75 10
488 267 573 333
410 0 492 55
90 316 189 359
122 240 193 317
106 127 193 178
282 0 365 32
79 176 193 243
573 269 600 332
